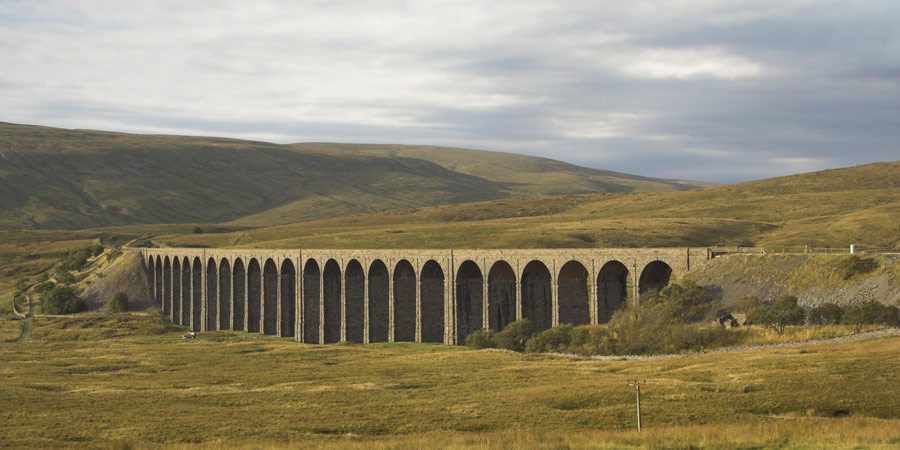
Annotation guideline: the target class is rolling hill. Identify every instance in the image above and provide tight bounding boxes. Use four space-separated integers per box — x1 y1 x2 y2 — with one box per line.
0 122 708 230
156 161 900 249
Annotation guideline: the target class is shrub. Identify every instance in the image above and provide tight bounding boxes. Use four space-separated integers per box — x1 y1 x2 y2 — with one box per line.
844 299 899 332
808 303 844 325
192 226 204 234
34 281 55 294
56 271 76 284
14 277 27 292
836 255 878 280
128 238 155 248
640 280 715 323
494 319 534 352
109 291 129 312
465 329 496 349
525 324 574 353
41 285 86 314
106 250 123 262
757 295 806 335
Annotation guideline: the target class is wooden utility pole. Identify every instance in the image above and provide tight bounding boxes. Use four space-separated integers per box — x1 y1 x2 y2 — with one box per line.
627 380 646 432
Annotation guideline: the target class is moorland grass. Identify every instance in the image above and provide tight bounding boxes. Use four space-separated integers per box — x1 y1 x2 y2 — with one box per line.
1 315 898 448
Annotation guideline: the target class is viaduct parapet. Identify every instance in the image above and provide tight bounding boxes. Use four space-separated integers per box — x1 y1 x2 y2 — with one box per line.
142 248 710 345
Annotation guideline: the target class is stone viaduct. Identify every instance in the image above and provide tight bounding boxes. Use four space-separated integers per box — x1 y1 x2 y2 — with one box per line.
142 248 711 345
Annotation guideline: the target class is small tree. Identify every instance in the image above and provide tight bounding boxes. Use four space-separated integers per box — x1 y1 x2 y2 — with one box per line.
41 285 86 314
807 303 844 325
110 291 129 313
844 299 899 333
759 295 805 335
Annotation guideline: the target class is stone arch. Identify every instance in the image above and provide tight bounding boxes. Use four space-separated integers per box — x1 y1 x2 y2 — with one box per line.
163 256 172 317
247 259 261 333
344 259 365 343
206 258 218 331
280 259 296 337
455 260 483 345
393 260 416 342
368 259 389 343
487 260 516 332
263 259 278 335
192 257 202 332
420 260 445 343
155 256 162 308
558 260 589 326
303 259 321 344
597 260 629 323
323 259 342 343
639 260 673 296
521 260 552 332
172 257 181 324
233 258 246 331
218 258 231 330
181 257 191 326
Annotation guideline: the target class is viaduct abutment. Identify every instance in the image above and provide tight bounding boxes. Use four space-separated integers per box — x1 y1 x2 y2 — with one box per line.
142 248 710 345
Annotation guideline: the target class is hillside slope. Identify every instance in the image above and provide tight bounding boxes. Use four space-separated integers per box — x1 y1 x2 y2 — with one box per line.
0 122 706 230
157 161 900 249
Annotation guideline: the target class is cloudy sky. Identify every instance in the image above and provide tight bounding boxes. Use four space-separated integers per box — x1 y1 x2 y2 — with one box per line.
1 0 898 182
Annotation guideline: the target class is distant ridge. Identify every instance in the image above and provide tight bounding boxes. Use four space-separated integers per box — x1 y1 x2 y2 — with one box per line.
0 122 709 230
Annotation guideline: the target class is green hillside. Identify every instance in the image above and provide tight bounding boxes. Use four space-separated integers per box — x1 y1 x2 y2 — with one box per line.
0 122 706 230
157 161 900 249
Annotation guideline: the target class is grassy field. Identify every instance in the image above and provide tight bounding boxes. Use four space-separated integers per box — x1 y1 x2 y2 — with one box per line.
151 161 900 250
1 314 898 449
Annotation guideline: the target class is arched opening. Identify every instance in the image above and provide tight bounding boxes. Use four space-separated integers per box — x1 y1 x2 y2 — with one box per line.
639 260 673 296
181 257 191 326
393 260 416 342
597 261 629 323
323 259 342 343
192 257 202 332
263 259 278 335
155 256 162 308
344 260 365 343
163 257 172 317
368 260 389 343
172 258 181 323
219 258 232 330
558 260 589 326
455 260 483 345
206 258 218 331
233 259 245 331
420 260 445 343
303 259 320 344
280 259 296 337
521 260 552 332
488 260 516 332
247 259 261 333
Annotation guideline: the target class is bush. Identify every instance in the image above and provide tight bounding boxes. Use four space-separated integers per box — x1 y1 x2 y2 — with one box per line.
808 303 844 325
128 238 155 248
192 226 204 234
844 299 899 333
14 278 27 292
41 285 86 314
56 271 76 284
757 295 806 335
836 255 878 280
34 281 55 294
106 250 123 262
109 291 129 312
465 329 496 349
525 324 574 353
640 280 715 323
494 319 534 352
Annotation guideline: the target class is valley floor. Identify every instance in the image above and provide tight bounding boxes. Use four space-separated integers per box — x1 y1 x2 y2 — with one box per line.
1 315 899 449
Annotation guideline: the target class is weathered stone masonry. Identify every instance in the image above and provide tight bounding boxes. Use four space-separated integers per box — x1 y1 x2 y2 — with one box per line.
143 248 709 345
